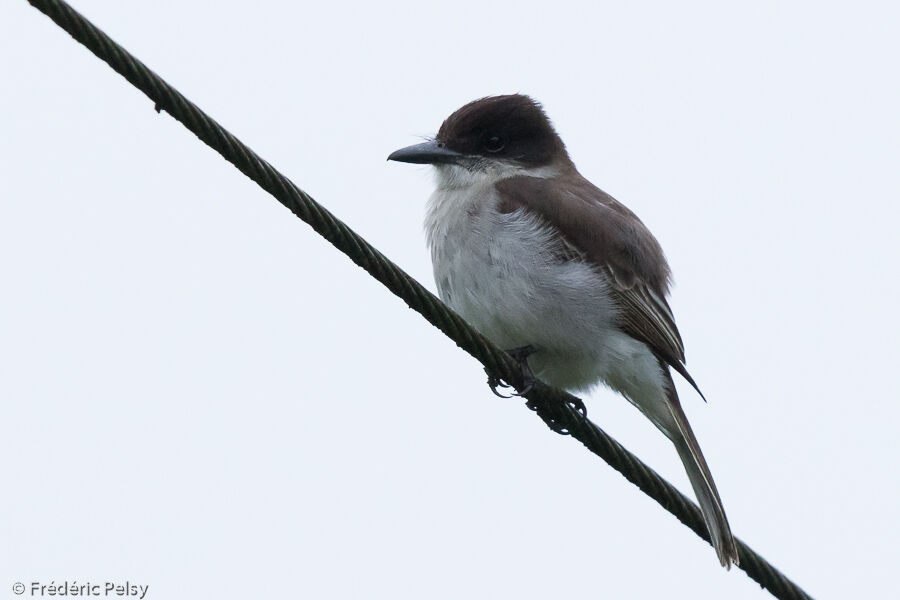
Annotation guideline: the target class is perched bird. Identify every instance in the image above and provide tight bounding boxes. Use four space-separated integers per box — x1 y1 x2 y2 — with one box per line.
388 94 739 568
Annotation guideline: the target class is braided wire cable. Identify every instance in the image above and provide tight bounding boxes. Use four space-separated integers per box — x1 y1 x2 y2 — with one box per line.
25 1 814 598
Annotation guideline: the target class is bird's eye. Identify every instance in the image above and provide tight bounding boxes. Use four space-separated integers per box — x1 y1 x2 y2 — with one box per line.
482 134 506 153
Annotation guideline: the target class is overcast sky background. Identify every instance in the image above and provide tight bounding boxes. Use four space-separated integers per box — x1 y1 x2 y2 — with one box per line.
2 1 898 598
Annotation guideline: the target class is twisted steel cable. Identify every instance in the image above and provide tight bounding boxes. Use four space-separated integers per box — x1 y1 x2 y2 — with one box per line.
25 1 814 598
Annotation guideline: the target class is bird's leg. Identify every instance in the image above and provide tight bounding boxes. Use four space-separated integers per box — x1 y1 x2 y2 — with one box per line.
506 345 538 396
485 345 537 398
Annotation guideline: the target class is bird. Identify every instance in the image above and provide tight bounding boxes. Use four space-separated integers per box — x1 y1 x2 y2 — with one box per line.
387 94 739 568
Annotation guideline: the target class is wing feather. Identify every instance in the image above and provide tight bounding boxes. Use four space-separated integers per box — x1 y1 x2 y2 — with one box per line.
496 173 703 398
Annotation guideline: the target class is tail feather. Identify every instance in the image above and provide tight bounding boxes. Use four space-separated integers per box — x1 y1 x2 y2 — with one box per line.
663 371 740 568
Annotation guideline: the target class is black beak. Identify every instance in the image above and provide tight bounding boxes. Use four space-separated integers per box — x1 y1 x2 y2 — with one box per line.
387 140 464 165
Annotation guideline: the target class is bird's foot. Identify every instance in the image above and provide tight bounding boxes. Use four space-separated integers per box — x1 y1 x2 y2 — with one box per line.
484 345 588 436
485 345 537 398
525 395 588 435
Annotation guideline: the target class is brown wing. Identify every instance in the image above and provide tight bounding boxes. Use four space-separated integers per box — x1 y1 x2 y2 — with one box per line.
495 173 704 399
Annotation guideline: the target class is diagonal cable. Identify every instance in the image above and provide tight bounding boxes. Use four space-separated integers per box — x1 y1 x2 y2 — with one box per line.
24 1 814 598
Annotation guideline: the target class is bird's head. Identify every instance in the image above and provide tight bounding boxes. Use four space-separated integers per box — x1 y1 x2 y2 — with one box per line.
388 94 570 183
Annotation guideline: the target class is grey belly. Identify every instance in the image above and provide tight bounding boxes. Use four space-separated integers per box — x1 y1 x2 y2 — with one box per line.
433 239 624 391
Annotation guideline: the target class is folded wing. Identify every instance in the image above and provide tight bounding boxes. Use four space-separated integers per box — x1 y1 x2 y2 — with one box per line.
495 173 703 398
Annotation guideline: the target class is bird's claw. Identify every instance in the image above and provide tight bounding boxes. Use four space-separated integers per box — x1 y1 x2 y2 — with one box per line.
485 345 537 398
525 395 587 436
485 368 515 398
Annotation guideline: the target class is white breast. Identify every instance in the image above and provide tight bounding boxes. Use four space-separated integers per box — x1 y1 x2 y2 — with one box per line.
423 165 661 393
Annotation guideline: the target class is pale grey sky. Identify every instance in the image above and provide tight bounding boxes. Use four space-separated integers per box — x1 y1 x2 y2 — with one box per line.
2 1 898 598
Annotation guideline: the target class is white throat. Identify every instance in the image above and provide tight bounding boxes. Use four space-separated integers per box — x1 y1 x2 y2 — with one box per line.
424 162 559 253
432 162 559 190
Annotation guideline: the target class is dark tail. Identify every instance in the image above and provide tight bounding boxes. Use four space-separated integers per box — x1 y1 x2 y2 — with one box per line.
663 371 740 568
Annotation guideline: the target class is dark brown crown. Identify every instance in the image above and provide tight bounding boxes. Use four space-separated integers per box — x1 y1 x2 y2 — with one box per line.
436 95 568 167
